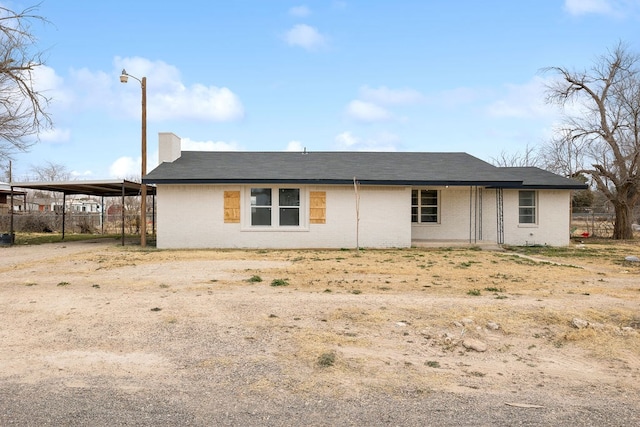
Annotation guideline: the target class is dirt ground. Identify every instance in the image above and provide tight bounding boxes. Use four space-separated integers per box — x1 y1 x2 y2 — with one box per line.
1 238 639 426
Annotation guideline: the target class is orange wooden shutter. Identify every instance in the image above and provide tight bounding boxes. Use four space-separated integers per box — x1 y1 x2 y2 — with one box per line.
309 191 326 224
224 191 240 223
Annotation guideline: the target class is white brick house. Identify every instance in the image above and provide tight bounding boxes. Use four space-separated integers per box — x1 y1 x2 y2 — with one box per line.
144 133 586 249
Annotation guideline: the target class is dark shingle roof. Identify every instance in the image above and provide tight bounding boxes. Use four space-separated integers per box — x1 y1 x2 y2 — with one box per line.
143 151 586 189
498 167 587 189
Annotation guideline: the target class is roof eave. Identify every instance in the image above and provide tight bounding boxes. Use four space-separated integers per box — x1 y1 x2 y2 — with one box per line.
143 178 525 187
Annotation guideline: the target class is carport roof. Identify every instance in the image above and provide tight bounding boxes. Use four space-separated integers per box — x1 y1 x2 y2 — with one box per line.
9 179 156 197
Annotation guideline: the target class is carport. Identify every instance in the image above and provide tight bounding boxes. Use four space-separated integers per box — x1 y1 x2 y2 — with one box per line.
8 180 155 246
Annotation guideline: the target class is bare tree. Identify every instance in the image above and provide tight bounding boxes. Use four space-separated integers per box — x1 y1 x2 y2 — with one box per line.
490 143 541 167
27 161 70 209
539 129 586 177
0 3 52 161
543 42 640 239
29 161 71 181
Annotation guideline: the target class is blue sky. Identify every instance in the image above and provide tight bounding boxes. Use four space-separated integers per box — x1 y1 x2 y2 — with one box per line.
6 0 640 180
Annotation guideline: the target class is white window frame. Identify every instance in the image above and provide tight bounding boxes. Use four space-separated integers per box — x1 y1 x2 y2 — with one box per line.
518 190 537 226
242 186 309 231
411 188 440 224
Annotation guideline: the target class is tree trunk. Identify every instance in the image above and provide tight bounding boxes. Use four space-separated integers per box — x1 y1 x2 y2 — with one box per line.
612 201 634 239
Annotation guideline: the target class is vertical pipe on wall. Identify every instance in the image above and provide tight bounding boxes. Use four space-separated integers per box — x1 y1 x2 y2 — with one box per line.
496 188 504 245
353 177 360 251
469 186 473 243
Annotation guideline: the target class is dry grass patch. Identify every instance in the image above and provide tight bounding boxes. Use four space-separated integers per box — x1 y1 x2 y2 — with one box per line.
4 239 639 401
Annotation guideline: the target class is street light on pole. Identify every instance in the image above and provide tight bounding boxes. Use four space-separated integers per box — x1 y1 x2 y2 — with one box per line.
120 69 147 247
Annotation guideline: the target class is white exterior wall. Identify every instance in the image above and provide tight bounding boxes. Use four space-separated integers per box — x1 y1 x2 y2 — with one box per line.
409 187 571 246
411 187 498 242
155 184 573 248
502 189 571 246
156 184 411 249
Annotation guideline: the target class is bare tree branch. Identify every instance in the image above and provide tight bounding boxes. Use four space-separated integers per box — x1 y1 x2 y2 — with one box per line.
0 3 52 161
490 143 541 168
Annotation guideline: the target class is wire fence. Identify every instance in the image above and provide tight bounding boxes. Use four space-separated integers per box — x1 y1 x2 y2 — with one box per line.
0 212 154 235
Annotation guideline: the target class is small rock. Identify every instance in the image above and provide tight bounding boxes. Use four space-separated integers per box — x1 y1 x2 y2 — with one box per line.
571 318 589 329
453 321 463 328
624 256 640 262
486 322 500 331
461 318 475 325
462 338 487 352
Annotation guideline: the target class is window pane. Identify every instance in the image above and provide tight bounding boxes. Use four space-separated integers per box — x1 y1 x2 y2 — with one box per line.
519 191 535 207
279 189 300 207
411 190 418 206
421 206 438 222
251 207 271 225
519 191 536 223
280 207 299 226
251 188 271 206
519 208 535 224
411 206 418 223
421 190 437 205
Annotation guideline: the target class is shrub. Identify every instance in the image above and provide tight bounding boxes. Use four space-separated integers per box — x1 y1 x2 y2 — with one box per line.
317 351 336 367
271 278 289 287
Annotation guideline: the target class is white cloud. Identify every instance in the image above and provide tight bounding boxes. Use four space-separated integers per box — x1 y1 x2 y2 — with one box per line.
32 65 72 107
334 131 400 151
284 24 327 50
115 57 245 122
289 5 311 17
109 156 140 179
563 0 634 16
344 85 423 123
181 138 241 151
285 140 304 151
154 84 244 122
485 76 560 119
335 131 358 148
38 57 245 124
39 127 72 143
359 86 425 105
345 100 392 122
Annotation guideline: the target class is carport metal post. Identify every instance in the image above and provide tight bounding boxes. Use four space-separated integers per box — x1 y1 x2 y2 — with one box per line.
101 196 105 235
121 182 125 246
62 193 66 240
9 186 14 246
9 162 13 245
